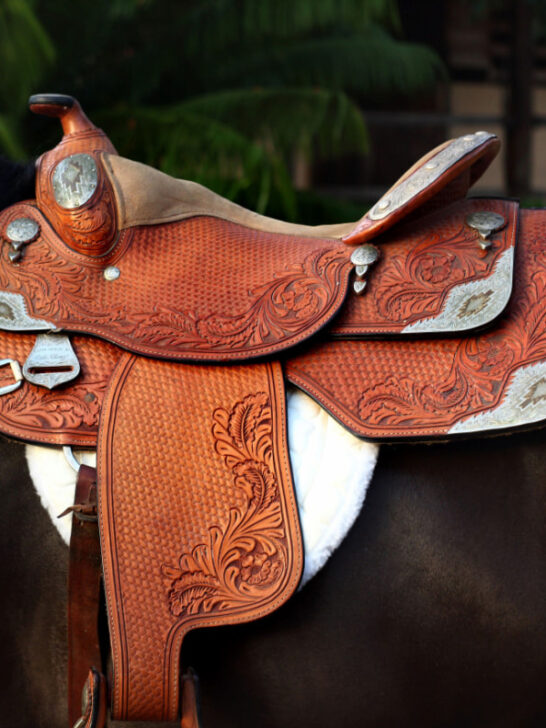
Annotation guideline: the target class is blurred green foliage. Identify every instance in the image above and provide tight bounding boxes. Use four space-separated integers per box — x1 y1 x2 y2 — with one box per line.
1 0 445 220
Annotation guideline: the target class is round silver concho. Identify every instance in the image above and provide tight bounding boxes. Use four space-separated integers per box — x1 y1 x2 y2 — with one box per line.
350 244 380 267
103 266 120 281
466 211 506 239
52 153 98 209
5 217 40 245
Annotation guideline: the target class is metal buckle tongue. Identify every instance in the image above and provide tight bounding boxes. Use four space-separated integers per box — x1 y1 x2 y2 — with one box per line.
22 333 81 389
0 358 23 395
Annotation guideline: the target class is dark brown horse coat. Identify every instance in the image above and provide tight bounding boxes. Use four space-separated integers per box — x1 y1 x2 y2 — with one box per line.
1 431 545 728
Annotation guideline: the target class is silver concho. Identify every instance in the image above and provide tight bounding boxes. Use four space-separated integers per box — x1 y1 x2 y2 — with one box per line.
52 153 98 209
103 266 120 281
22 333 80 389
466 211 506 249
350 244 380 296
350 244 380 267
5 217 40 246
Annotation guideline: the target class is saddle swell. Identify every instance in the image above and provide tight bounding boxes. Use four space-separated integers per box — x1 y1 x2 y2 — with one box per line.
3 94 545 727
29 95 118 257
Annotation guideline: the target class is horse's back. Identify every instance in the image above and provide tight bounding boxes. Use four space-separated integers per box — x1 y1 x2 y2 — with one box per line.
0 437 68 727
183 431 546 728
2 430 545 727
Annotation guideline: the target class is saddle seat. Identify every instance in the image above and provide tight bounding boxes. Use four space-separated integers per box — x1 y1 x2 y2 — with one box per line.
2 95 546 727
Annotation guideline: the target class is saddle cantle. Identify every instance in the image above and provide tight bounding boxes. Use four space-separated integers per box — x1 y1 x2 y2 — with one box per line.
1 94 546 727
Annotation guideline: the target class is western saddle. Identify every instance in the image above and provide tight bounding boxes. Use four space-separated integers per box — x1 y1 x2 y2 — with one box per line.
1 95 544 727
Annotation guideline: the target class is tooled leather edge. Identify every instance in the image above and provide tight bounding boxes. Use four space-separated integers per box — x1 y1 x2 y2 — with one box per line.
285 210 546 442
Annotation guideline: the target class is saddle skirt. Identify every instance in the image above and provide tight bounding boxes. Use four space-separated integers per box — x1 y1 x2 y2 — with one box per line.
1 94 545 726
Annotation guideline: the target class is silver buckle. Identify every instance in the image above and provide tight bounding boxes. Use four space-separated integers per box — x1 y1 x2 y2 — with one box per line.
0 358 23 395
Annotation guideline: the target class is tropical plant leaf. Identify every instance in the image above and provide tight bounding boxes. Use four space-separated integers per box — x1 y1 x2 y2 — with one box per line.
181 88 369 158
182 0 402 57
0 0 54 108
17 0 445 220
0 114 25 158
207 26 446 99
97 104 297 216
96 86 368 217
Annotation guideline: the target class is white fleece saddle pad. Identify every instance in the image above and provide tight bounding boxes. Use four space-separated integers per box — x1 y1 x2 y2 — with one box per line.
26 387 379 586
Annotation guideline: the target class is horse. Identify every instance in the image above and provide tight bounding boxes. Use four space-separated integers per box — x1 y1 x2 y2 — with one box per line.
0 127 545 728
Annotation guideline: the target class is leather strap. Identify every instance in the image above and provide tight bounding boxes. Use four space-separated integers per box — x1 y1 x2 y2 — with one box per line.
67 465 103 727
72 668 107 728
180 669 201 728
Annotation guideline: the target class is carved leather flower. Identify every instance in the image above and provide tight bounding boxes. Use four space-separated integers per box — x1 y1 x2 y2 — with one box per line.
420 253 455 284
279 281 318 317
240 551 282 585
475 340 513 370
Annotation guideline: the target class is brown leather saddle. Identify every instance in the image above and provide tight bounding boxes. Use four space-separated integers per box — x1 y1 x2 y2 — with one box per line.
1 94 544 727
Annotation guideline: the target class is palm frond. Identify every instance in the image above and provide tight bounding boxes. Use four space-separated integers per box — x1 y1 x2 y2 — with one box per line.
96 86 368 216
96 105 298 216
107 0 154 20
182 0 401 57
182 88 369 159
0 114 25 158
0 0 54 108
205 26 445 100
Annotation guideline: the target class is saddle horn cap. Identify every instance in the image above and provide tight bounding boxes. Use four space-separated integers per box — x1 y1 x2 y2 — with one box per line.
29 94 98 137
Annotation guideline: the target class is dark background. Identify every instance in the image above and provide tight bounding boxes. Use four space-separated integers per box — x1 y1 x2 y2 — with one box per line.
0 0 543 222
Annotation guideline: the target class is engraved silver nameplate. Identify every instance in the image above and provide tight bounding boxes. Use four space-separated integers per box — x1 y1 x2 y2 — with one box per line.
22 333 80 389
52 153 98 209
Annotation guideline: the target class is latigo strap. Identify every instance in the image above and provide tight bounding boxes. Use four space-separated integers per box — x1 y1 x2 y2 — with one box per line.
67 465 102 726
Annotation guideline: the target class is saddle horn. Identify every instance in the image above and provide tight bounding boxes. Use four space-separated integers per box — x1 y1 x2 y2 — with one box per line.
29 94 119 257
29 94 94 136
